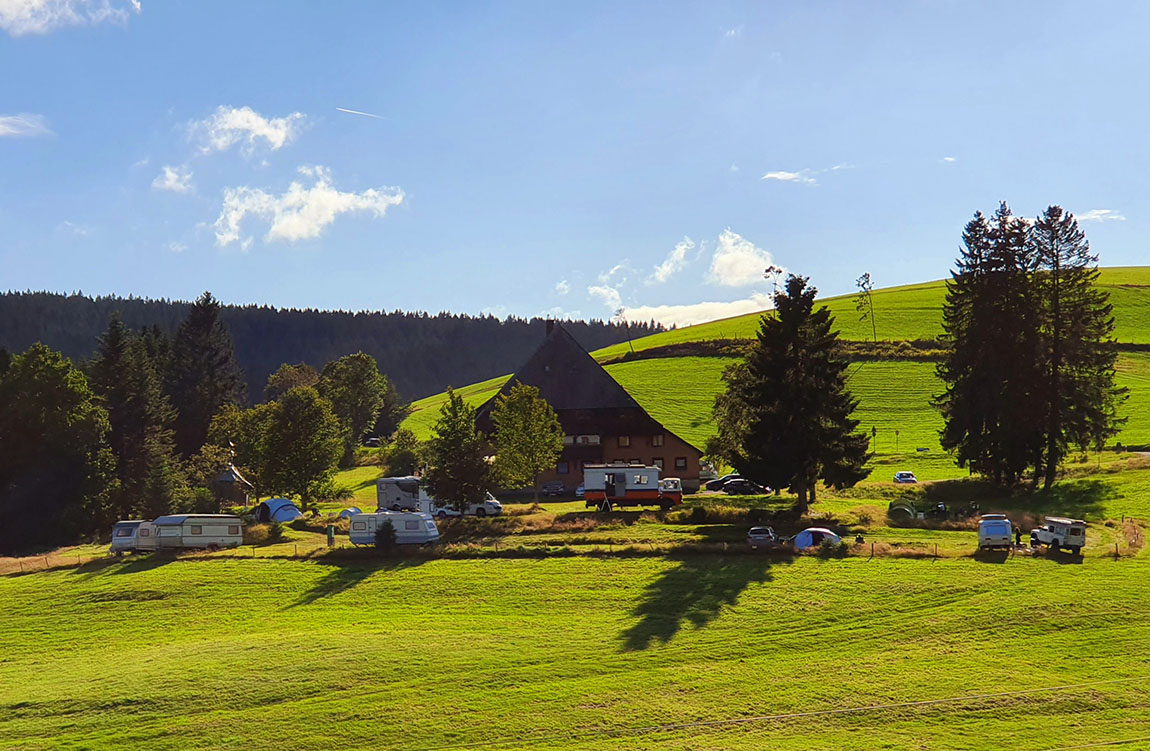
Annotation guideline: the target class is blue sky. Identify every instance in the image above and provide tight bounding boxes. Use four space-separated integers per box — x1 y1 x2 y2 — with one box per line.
1 1 1146 326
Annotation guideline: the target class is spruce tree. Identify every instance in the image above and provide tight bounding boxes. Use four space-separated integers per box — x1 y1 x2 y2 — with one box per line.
90 314 181 519
167 292 246 457
1029 206 1126 488
712 274 870 512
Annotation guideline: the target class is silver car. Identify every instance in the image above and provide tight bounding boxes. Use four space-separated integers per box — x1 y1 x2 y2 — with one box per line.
747 526 779 550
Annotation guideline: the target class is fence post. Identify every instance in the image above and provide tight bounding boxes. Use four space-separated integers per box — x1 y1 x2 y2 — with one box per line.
870 542 874 559
18 560 23 573
252 545 256 558
44 556 49 569
294 544 298 557
1115 542 1120 559
934 543 938 558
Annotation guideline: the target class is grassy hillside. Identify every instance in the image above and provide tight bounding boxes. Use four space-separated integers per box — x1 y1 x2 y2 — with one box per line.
591 266 1150 360
4 553 1150 750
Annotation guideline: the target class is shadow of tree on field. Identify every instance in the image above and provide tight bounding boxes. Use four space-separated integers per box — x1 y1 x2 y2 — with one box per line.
286 558 426 608
620 553 793 651
919 477 1113 519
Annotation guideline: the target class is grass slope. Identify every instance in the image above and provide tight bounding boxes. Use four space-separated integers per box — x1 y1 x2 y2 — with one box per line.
4 554 1150 750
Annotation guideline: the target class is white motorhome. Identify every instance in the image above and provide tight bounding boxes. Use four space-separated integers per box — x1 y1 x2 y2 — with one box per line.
109 520 158 555
152 514 244 550
348 511 440 546
1031 516 1087 555
977 513 1013 550
376 476 435 511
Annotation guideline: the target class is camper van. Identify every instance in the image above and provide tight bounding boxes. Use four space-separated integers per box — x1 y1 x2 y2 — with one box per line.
376 476 435 511
978 513 1014 551
348 511 440 546
109 520 158 555
583 463 684 511
152 514 244 550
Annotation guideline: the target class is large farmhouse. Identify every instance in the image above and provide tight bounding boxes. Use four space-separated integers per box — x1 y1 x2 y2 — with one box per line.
476 323 704 492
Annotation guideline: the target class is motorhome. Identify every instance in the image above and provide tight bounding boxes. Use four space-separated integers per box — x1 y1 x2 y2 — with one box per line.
583 463 684 511
376 476 435 511
1030 516 1087 554
152 514 244 550
977 513 1013 551
109 520 158 555
347 511 440 546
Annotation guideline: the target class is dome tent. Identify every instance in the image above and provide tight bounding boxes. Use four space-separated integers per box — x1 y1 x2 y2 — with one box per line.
254 498 303 523
791 527 840 550
337 507 362 519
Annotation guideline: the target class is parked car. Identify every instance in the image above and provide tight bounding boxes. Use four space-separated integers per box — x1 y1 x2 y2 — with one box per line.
540 481 565 498
977 513 1013 550
747 526 779 550
575 484 585 499
426 493 504 518
1030 516 1086 554
705 473 741 492
722 479 766 495
699 462 718 483
893 471 918 484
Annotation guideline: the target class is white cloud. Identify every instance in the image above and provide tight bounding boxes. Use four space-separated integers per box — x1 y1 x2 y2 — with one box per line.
194 105 304 154
555 279 570 295
729 163 739 173
941 156 957 163
151 165 193 193
648 237 694 285
213 165 404 247
1077 208 1126 223
598 262 627 283
0 113 51 137
168 241 186 254
0 0 139 36
707 229 782 287
587 284 622 311
723 25 743 39
621 294 773 329
762 169 817 186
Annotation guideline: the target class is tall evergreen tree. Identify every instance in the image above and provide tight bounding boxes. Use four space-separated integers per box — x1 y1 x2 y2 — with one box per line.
167 292 246 457
1029 206 1126 488
424 388 492 512
90 314 182 519
711 275 870 512
936 205 1043 486
0 344 115 553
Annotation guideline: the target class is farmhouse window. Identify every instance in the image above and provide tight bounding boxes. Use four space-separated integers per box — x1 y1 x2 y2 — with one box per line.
557 461 569 475
652 434 664 447
618 435 631 448
405 520 419 530
674 457 687 470
352 522 366 531
652 458 664 469
576 434 601 446
190 525 202 535
228 525 240 535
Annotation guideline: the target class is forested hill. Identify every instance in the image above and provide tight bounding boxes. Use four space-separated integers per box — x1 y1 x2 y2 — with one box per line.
0 292 661 401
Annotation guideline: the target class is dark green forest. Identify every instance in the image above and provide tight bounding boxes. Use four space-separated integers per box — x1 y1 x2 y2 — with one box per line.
0 292 660 401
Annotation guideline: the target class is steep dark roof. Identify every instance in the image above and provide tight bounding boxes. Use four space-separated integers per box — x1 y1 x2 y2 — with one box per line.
475 325 700 452
479 325 643 414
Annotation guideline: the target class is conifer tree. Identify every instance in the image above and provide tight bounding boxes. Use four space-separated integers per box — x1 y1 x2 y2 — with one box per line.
712 275 870 512
90 314 181 519
167 292 246 457
1028 206 1126 488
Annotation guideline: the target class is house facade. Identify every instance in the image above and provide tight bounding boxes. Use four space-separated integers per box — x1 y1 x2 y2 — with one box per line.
475 323 704 493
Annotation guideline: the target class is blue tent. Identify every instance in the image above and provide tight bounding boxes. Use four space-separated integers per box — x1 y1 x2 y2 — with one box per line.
255 498 303 523
791 527 840 550
337 507 362 519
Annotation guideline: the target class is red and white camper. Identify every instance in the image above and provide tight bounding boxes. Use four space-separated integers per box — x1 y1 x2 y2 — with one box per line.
583 463 683 511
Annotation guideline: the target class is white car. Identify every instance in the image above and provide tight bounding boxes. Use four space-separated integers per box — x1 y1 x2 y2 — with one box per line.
893 471 918 484
428 493 503 518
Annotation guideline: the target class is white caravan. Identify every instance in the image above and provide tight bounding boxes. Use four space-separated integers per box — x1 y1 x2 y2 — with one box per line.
348 511 440 546
376 476 435 511
977 513 1013 550
152 514 244 550
109 520 158 555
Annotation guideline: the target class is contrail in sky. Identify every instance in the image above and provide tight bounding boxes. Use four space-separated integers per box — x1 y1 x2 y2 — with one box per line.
336 107 386 119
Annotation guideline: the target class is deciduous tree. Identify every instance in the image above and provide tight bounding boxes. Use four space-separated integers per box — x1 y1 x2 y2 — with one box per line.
261 386 343 512
318 352 389 466
491 382 563 502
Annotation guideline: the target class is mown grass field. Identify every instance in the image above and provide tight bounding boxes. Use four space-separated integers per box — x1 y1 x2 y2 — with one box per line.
5 551 1150 751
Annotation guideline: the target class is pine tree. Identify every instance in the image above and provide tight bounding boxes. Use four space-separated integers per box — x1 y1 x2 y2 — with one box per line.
90 314 182 519
712 275 870 512
167 292 246 457
1029 206 1127 488
491 382 564 502
424 388 492 512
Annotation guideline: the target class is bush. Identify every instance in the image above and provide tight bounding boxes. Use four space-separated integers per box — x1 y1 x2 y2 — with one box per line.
375 520 398 555
817 537 848 559
267 521 285 544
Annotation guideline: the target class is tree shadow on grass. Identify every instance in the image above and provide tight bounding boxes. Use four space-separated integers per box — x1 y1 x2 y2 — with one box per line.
286 558 427 608
620 553 794 651
921 477 1114 520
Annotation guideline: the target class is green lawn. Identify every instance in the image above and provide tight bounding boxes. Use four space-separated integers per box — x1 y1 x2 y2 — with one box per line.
5 551 1150 750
